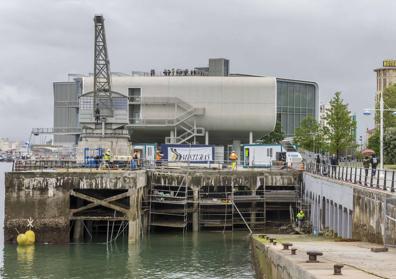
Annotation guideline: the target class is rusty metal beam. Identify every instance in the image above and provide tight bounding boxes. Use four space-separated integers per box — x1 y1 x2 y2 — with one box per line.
70 190 131 216
70 216 129 221
70 190 129 215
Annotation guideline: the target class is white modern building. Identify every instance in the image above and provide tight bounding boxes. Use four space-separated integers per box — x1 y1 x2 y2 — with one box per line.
52 58 319 147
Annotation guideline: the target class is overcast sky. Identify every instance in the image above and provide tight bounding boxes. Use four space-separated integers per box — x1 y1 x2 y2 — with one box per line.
1 0 395 142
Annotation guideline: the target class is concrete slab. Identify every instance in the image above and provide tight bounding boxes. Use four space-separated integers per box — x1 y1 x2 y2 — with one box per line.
255 234 396 279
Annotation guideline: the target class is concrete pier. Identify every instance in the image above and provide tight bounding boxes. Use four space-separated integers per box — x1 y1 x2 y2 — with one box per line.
4 170 147 244
148 169 301 232
304 172 396 244
252 234 396 279
4 167 301 243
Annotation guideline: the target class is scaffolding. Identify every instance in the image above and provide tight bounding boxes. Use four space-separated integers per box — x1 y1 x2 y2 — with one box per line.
198 177 234 231
147 170 301 233
149 172 189 232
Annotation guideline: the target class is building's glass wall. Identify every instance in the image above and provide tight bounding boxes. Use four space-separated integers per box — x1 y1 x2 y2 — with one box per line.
276 80 316 137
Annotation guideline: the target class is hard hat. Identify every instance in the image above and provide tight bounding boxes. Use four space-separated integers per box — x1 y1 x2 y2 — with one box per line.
107 149 111 152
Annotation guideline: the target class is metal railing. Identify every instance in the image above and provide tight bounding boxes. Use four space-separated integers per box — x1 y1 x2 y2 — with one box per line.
32 127 82 135
12 157 302 173
13 160 79 171
305 162 395 192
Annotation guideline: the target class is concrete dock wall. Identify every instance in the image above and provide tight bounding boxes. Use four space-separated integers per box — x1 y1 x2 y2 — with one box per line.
304 173 396 245
4 170 146 244
251 237 316 279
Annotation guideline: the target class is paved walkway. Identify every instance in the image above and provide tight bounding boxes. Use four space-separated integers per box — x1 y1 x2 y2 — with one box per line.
263 235 396 278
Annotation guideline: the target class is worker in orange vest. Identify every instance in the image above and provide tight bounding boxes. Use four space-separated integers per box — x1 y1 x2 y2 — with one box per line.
156 151 162 166
229 151 238 171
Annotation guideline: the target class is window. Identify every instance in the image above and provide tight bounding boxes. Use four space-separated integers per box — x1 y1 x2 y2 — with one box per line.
80 96 93 109
113 97 127 110
128 88 141 103
277 81 317 137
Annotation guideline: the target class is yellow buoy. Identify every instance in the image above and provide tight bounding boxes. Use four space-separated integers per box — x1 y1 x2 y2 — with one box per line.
25 230 35 245
17 233 28 246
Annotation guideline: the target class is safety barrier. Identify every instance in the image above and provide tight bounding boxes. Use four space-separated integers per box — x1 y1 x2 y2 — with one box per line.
12 158 302 172
305 162 395 192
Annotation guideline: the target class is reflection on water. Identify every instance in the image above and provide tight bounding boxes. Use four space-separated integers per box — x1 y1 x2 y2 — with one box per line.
0 163 254 278
1 232 254 279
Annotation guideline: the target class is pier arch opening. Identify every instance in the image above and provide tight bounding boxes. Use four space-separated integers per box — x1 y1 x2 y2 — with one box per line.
69 189 131 242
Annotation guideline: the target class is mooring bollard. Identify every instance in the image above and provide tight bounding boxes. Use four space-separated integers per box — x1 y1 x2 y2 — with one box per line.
370 247 388 253
269 238 274 243
306 251 323 263
333 264 344 275
272 241 277 245
282 243 293 250
291 248 297 255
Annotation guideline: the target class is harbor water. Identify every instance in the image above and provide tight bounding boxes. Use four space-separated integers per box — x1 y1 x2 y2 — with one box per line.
0 163 254 278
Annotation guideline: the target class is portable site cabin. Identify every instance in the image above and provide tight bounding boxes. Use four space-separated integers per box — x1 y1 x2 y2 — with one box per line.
242 144 302 168
132 143 157 163
243 144 282 168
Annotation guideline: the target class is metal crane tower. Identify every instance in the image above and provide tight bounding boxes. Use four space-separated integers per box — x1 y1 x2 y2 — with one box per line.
93 15 113 119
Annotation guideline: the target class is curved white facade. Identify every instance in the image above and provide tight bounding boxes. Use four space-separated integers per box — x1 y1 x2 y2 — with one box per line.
82 76 277 143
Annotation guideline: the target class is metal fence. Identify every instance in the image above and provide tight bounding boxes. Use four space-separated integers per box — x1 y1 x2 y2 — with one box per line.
305 162 395 192
12 158 299 172
13 160 80 171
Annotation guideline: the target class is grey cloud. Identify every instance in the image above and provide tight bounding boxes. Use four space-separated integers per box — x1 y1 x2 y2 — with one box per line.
1 0 395 140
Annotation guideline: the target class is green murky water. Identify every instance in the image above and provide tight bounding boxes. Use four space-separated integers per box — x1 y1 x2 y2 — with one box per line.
0 163 254 278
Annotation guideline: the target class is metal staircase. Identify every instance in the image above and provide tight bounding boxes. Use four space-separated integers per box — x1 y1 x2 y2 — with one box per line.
129 97 206 144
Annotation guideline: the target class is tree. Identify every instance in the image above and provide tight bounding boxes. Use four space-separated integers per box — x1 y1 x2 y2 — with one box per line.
375 84 396 128
323 92 356 157
383 85 396 128
384 128 396 164
260 121 284 144
294 115 325 153
367 129 380 155
370 84 396 164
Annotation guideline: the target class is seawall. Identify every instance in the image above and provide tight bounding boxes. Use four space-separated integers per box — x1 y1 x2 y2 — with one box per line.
4 170 147 244
304 173 396 245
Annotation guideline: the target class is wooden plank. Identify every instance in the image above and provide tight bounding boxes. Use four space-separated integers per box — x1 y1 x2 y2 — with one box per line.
70 190 131 215
70 190 129 215
70 216 129 221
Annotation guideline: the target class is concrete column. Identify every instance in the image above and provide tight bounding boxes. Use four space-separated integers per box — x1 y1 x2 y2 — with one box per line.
205 131 209 145
170 130 175 144
72 221 83 242
249 132 253 144
343 208 348 238
338 205 343 237
325 200 329 228
348 210 353 238
310 197 314 226
313 196 318 232
128 189 140 244
334 203 338 235
330 202 333 231
73 199 84 242
317 198 321 231
192 187 199 232
250 189 256 228
193 120 197 144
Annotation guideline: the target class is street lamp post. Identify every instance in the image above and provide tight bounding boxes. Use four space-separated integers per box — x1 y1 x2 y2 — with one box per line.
380 90 384 170
363 90 396 170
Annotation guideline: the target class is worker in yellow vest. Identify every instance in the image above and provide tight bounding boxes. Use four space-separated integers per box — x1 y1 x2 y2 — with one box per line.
103 149 111 168
229 151 238 171
296 210 305 229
